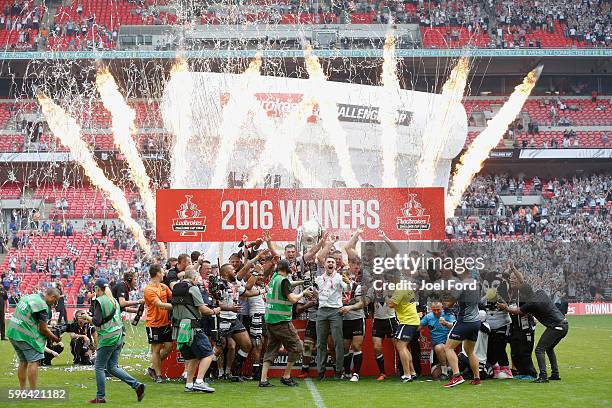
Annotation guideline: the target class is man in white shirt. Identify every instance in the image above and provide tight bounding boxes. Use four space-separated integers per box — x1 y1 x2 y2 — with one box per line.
315 256 349 380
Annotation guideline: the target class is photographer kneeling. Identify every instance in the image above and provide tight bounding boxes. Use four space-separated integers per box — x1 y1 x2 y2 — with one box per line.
7 288 62 390
70 310 97 365
79 278 145 403
172 267 220 393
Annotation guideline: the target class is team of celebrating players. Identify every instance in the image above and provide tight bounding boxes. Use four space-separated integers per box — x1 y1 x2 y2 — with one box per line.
6 227 569 402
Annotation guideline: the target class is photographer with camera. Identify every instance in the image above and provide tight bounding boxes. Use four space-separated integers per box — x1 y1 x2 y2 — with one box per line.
112 271 144 313
69 310 97 365
42 340 64 366
144 264 173 383
7 287 62 390
171 267 220 393
80 278 145 403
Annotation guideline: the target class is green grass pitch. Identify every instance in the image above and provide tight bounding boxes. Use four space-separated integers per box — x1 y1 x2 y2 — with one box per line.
0 315 609 407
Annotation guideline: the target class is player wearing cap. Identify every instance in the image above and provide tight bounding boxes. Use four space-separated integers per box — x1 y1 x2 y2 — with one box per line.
80 278 145 403
259 260 313 387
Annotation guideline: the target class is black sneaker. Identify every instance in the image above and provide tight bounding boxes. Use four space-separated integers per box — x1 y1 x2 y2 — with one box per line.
259 380 274 388
231 376 245 383
532 377 549 383
318 372 326 381
135 383 145 402
549 375 561 381
335 371 343 380
280 377 298 387
146 367 157 382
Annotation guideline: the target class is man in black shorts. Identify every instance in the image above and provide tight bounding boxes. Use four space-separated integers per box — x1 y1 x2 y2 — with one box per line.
218 263 262 381
341 267 366 382
443 271 482 387
144 264 173 382
366 286 398 380
296 292 318 378
171 268 220 393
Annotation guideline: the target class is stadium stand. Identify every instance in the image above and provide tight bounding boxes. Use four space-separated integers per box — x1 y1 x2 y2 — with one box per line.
0 0 608 50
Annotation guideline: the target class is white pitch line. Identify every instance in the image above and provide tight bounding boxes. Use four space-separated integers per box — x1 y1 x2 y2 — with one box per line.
305 378 326 408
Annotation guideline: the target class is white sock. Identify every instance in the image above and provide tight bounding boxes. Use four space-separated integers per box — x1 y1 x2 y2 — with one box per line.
186 382 193 388
195 379 204 384
442 365 448 375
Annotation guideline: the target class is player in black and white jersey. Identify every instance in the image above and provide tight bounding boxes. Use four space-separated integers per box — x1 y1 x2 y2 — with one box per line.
217 258 264 382
245 262 268 381
344 227 399 380
365 284 398 381
295 287 319 378
340 260 366 382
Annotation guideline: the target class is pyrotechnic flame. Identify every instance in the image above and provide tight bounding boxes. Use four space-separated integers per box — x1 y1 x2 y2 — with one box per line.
304 45 359 187
208 55 263 188
245 52 262 75
167 56 194 188
170 55 189 75
379 32 400 187
416 57 470 187
95 68 166 258
38 94 152 256
445 65 543 218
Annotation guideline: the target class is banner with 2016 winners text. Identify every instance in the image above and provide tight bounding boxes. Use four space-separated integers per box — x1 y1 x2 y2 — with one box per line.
156 188 445 242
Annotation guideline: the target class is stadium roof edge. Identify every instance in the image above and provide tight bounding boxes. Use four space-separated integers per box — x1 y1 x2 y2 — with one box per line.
0 48 610 60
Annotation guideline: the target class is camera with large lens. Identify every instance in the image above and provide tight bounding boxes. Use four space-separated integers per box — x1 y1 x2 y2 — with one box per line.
208 275 226 302
50 321 79 337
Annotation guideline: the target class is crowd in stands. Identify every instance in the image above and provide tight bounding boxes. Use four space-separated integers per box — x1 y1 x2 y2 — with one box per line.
448 237 609 301
449 173 612 244
0 0 609 50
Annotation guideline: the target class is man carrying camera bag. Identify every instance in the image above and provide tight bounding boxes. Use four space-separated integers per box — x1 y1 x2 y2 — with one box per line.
172 268 221 393
7 287 61 390
80 278 145 403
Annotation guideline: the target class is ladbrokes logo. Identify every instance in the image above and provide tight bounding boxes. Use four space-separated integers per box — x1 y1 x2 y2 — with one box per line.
220 93 318 122
396 194 431 237
172 195 207 236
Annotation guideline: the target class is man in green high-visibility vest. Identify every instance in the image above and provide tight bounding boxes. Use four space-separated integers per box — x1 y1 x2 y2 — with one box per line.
79 278 145 403
7 287 62 390
259 260 313 388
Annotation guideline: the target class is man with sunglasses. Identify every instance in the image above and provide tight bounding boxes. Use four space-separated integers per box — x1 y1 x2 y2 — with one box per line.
7 287 62 390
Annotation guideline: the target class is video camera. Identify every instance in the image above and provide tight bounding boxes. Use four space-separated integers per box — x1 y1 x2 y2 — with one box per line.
208 275 227 303
50 321 79 337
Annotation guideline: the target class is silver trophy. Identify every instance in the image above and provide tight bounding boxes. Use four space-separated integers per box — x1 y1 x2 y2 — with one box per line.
295 219 324 285
296 219 324 254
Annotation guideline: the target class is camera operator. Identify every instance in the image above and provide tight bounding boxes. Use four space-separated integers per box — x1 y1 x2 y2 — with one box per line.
497 283 569 383
144 264 173 382
80 278 145 403
42 340 64 366
7 287 61 390
171 267 220 393
112 271 144 313
70 310 97 365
